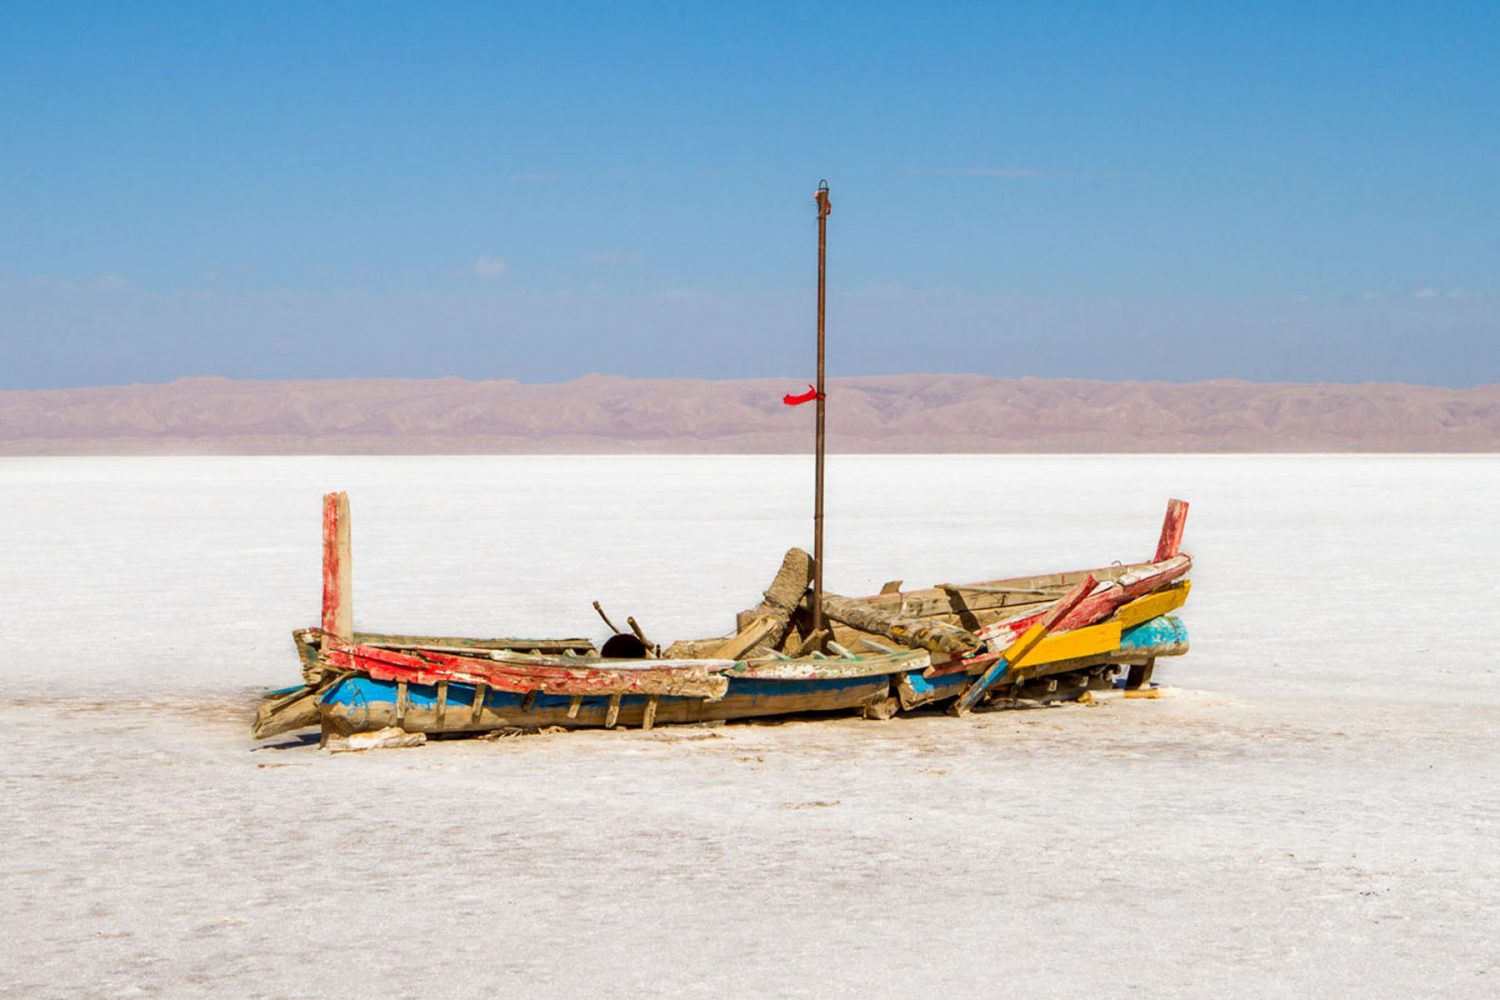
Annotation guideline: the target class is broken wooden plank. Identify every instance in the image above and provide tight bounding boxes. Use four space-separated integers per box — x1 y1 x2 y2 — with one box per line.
1155 498 1189 562
711 615 780 660
952 575 1096 716
252 685 323 740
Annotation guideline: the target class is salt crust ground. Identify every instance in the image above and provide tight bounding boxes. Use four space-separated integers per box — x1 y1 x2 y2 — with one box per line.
2 454 1497 998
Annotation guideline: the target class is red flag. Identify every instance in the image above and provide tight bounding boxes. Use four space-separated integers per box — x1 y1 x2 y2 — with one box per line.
782 384 822 406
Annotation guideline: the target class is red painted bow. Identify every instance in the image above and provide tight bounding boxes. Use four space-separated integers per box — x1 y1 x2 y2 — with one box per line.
782 384 823 406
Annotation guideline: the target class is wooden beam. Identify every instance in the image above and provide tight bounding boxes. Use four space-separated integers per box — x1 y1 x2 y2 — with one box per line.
820 592 980 656
320 492 352 647
1125 656 1157 691
1155 498 1189 562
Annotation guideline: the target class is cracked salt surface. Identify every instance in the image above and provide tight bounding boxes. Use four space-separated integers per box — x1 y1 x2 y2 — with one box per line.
1 454 1497 998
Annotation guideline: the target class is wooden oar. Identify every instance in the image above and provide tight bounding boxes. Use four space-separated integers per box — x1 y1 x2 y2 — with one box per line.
950 574 1096 716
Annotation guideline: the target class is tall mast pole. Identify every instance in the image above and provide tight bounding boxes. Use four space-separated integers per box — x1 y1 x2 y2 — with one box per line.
812 180 831 637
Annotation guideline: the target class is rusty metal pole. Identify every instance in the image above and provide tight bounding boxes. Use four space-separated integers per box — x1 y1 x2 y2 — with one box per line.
812 181 831 637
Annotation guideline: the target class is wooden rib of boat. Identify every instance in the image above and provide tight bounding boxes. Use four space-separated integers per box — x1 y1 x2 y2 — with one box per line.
252 492 1196 742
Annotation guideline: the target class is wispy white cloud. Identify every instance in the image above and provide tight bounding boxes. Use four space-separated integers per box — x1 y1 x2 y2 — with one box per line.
1414 287 1438 298
19 273 132 291
472 255 510 281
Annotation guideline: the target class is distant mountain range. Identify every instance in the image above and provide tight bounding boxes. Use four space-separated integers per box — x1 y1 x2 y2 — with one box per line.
1 374 1496 454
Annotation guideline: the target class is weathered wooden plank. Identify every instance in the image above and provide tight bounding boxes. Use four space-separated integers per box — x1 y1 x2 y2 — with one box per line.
325 643 734 700
726 649 929 680
364 638 596 656
1012 619 1122 669
320 492 352 647
661 637 733 659
711 615 780 660
1155 498 1190 563
1114 581 1191 630
319 674 893 735
952 575 1095 715
820 592 981 656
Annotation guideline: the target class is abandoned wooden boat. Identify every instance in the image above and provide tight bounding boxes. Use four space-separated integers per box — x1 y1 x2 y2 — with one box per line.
252 493 1193 742
252 184 1197 746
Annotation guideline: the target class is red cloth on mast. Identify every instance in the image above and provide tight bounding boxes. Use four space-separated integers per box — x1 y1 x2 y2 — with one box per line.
782 384 823 406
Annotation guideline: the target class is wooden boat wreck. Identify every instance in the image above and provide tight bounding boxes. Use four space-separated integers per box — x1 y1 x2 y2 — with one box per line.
252 184 1195 746
253 493 1193 743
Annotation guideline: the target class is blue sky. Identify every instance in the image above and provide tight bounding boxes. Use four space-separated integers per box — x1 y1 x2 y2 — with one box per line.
2 1 1496 388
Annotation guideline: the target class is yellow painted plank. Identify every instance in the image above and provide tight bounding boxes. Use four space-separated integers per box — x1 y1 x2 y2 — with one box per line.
1011 620 1122 669
1115 581 1191 630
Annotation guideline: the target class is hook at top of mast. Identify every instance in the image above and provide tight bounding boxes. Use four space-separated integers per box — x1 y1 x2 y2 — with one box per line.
814 179 831 217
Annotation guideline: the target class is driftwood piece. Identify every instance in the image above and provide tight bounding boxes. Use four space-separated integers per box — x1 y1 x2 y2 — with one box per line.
626 616 654 653
592 601 622 633
741 547 814 656
819 592 981 656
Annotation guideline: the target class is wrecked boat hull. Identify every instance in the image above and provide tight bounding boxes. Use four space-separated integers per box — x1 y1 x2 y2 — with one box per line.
316 613 1187 736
